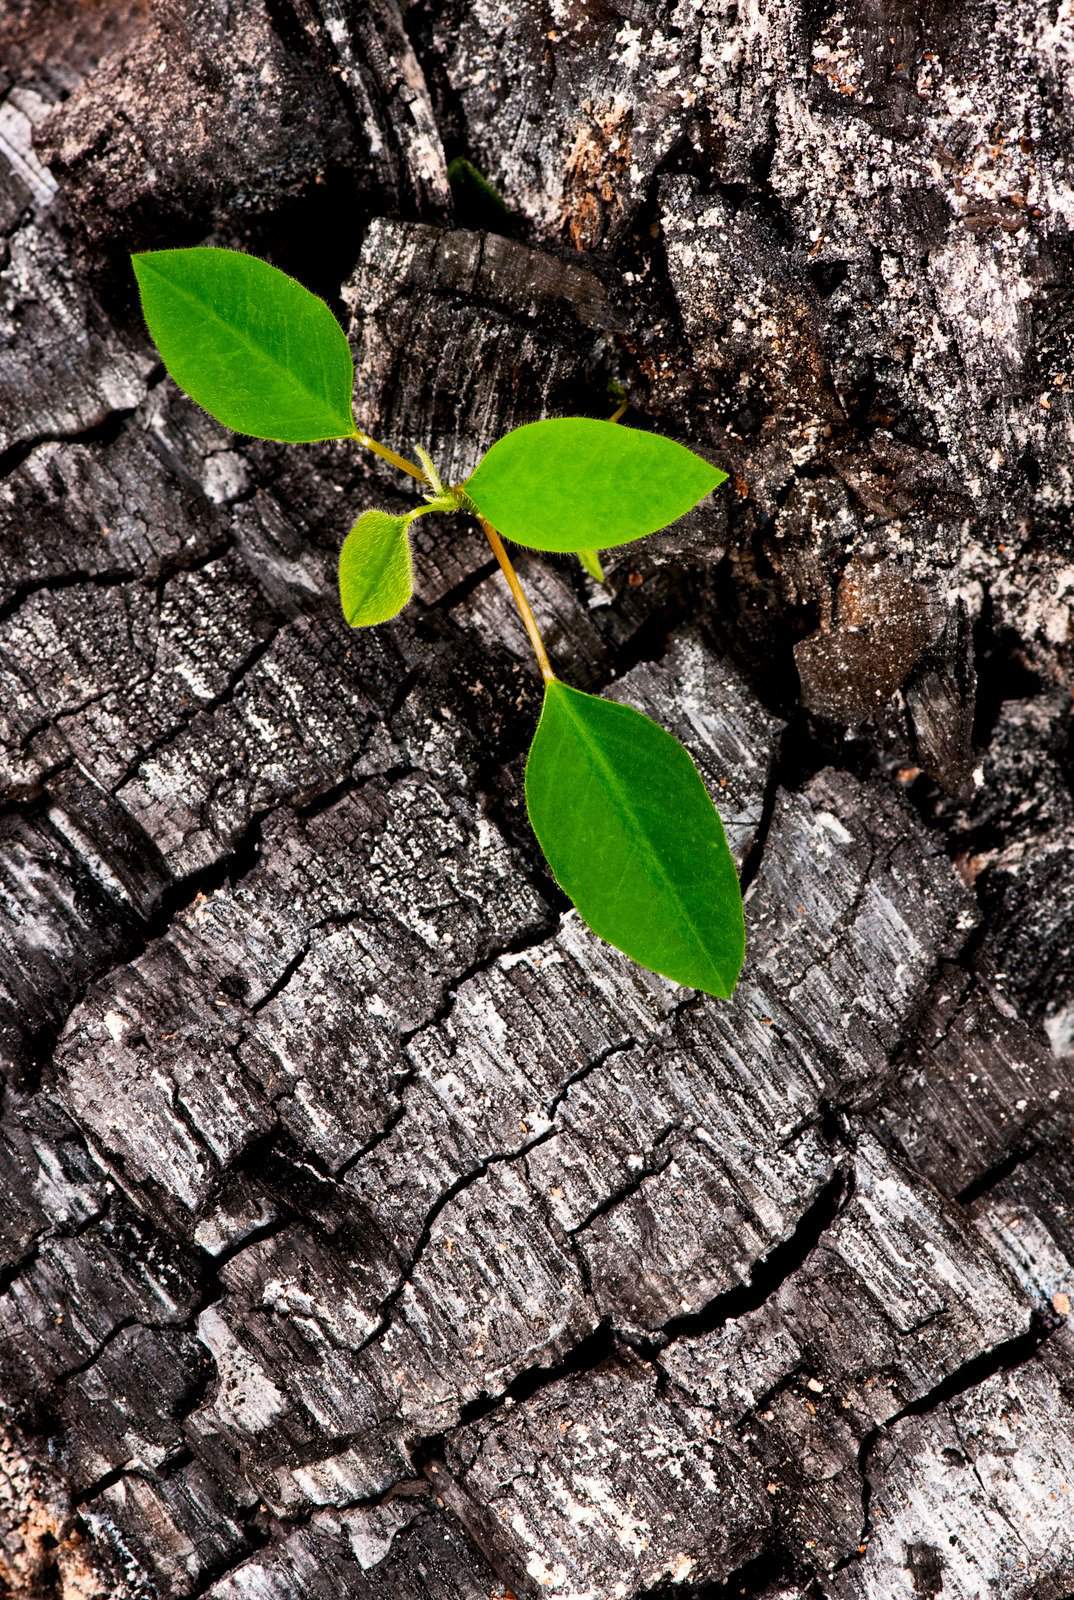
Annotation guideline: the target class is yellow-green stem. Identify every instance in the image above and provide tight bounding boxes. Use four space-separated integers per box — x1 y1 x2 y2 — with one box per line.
479 516 555 684
350 427 553 683
351 429 428 484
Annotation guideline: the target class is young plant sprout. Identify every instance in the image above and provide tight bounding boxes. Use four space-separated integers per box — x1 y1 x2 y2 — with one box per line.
132 247 745 998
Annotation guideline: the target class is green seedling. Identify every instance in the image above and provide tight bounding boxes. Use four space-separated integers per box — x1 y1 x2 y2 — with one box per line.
132 246 744 998
446 155 512 227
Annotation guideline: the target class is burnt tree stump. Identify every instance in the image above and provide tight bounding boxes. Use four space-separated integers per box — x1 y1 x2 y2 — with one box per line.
1 2 1072 1597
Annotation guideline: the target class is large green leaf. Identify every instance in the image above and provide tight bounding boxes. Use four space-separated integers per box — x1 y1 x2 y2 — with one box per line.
339 511 413 627
132 247 355 442
525 680 744 997
466 417 726 553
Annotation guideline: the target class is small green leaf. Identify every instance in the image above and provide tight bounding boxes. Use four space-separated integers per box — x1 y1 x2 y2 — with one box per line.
132 247 355 442
447 155 511 224
339 511 413 627
525 680 744 997
466 417 726 553
577 548 606 584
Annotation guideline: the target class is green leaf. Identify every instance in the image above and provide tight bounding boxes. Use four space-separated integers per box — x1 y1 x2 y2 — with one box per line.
525 680 744 998
132 247 355 443
447 155 511 224
465 417 726 553
577 548 606 584
339 511 413 627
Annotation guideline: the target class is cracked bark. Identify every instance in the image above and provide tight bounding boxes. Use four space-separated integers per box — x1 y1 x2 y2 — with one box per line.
1 2 1073 1598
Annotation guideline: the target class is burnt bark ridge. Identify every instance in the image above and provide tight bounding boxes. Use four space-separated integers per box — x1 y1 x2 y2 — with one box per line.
1 1 1072 1597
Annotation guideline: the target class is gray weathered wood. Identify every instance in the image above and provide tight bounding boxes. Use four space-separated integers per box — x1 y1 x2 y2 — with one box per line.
1 1 1072 1597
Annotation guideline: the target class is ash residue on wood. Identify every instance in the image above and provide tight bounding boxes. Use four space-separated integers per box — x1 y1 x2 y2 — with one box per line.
1 1 1072 1597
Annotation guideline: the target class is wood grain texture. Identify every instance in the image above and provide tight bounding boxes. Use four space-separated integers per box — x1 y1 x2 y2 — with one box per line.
1 1 1072 1596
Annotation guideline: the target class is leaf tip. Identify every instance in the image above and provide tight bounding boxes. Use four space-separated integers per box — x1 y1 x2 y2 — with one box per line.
577 548 606 584
702 950 745 1002
130 248 162 278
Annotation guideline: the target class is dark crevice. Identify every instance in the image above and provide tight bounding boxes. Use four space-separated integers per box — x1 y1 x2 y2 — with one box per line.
895 1309 1059 1421
412 1320 620 1463
107 619 284 796
52 1316 143 1386
168 1342 222 1437
642 1544 792 1599
656 1164 853 1345
849 1309 1061 1561
590 568 713 690
0 403 139 484
350 1032 635 1356
72 1460 134 1508
0 1202 108 1299
293 762 411 825
956 1138 1041 1208
0 566 139 628
129 807 267 932
413 1163 855 1479
204 1474 433 1571
23 808 269 1090
352 1145 553 1352
568 1120 680 1239
0 1240 43 1298
397 903 562 1048
737 721 785 895
183 1519 272 1600
404 3 476 200
0 529 236 637
436 555 500 613
246 940 312 1017
971 599 1044 750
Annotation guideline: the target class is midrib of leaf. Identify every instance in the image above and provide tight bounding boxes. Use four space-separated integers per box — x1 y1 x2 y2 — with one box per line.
139 259 353 435
551 683 729 988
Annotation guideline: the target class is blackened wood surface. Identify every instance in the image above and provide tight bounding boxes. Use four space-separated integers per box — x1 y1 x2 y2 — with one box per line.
1 3 1072 1597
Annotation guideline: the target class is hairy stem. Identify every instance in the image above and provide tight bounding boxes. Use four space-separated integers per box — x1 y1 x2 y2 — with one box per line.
352 430 428 484
349 426 552 682
479 517 555 684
